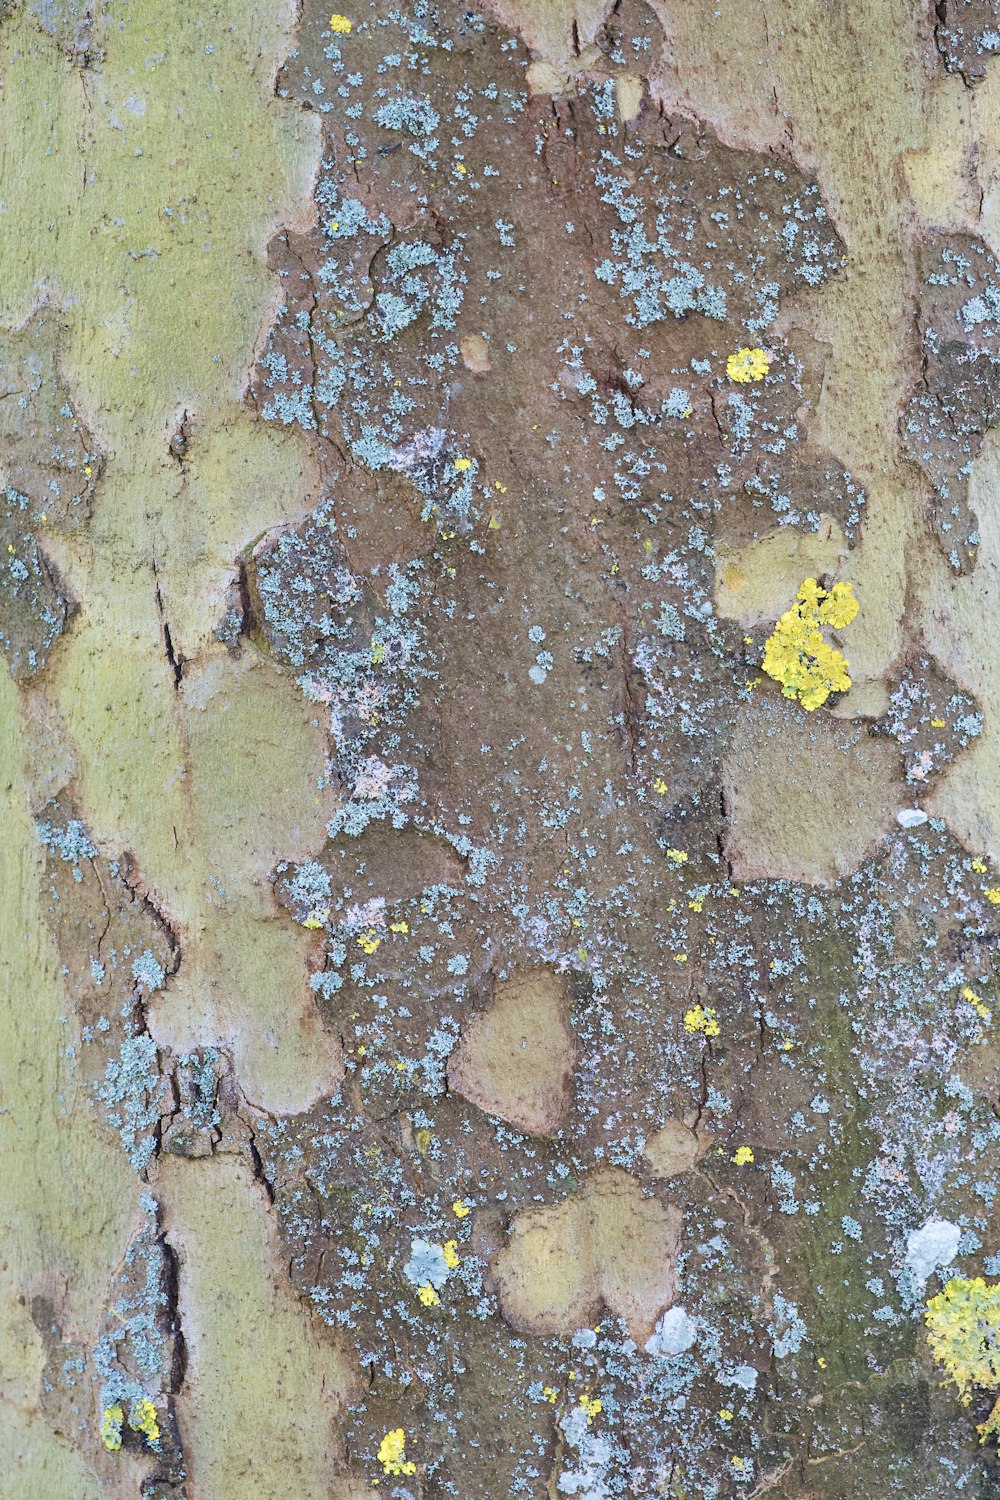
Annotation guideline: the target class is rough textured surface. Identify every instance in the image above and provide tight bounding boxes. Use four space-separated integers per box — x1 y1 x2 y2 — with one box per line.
4 0 1000 1497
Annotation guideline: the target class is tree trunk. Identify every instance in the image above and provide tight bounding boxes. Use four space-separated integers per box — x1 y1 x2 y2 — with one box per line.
3 0 1000 1496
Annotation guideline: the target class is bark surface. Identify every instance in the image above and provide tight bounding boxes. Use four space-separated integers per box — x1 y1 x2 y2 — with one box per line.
3 1 1000 1497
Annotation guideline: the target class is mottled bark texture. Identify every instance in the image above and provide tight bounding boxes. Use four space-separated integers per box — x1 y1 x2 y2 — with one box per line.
4 0 1000 1497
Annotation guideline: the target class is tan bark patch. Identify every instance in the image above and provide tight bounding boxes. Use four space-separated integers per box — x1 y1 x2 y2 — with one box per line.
491 1167 681 1344
643 1120 702 1179
723 695 902 885
448 969 575 1136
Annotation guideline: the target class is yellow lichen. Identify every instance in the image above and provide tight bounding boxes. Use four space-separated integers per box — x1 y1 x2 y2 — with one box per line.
683 1003 720 1038
452 1199 471 1217
378 1428 417 1476
726 347 771 383
329 13 352 33
732 1145 754 1165
985 888 1000 906
100 1404 124 1451
926 1277 1000 1440
129 1398 160 1444
417 1283 440 1307
761 578 859 711
664 848 688 864
962 986 991 1023
442 1240 460 1269
579 1394 602 1423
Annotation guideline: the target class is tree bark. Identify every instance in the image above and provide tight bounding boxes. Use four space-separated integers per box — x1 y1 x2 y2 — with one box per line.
3 0 1000 1496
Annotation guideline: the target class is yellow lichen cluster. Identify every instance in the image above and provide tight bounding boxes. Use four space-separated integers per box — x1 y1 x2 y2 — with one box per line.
962 985 991 1024
378 1428 416 1476
100 1405 123 1451
100 1398 160 1452
726 346 771 383
683 1003 720 1038
925 1277 1000 1441
579 1394 602 1423
761 578 859 711
732 1145 754 1166
329 13 352 33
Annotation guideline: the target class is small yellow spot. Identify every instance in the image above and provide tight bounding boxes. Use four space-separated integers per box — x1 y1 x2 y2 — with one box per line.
377 1428 416 1477
371 640 385 665
100 1405 123 1451
452 1199 470 1218
817 1356 827 1369
129 1399 159 1444
6 544 13 553
415 1127 432 1153
986 888 1000 906
931 717 946 728
652 777 669 795
443 1240 460 1269
962 986 991 1022
417 1283 440 1307
357 928 381 955
684 1003 719 1038
719 1408 734 1422
454 456 473 471
494 481 507 493
688 900 703 912
329 220 340 232
329 13 352 33
390 920 409 934
455 162 467 175
726 346 771 383
579 1394 602 1423
972 858 988 873
664 847 688 864
732 1145 755 1166
543 1385 559 1404
84 464 93 477
302 912 328 930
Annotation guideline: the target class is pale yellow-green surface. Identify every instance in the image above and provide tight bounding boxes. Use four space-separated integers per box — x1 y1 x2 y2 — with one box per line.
160 1153 357 1500
0 0 352 1493
0 660 136 1493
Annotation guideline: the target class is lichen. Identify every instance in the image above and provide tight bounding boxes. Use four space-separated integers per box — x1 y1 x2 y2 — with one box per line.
761 577 859 710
